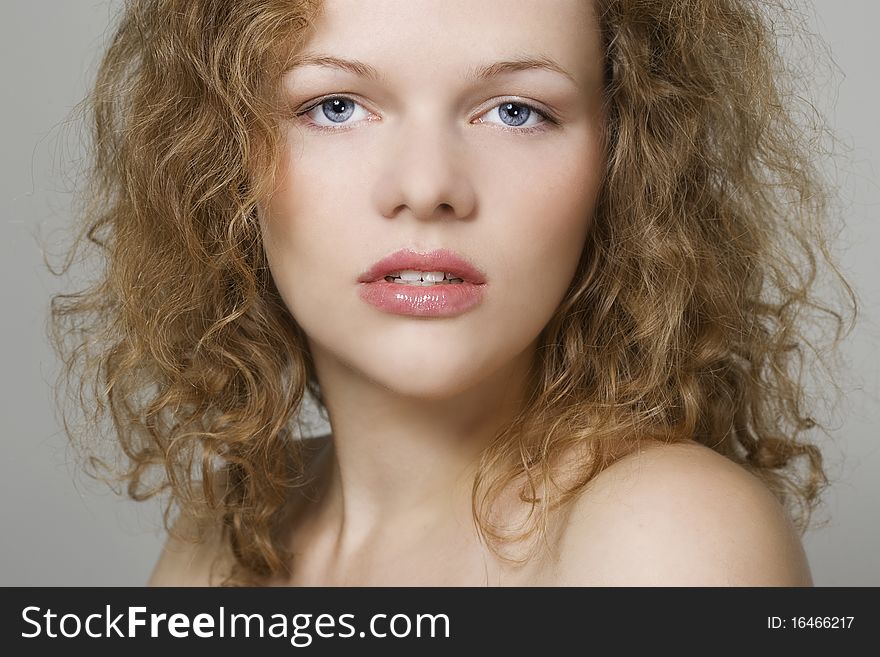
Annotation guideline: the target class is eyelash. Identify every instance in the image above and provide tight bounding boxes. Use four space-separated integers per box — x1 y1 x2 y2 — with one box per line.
294 95 559 135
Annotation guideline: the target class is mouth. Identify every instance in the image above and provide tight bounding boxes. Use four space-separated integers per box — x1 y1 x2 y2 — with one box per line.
357 248 487 318
357 248 487 285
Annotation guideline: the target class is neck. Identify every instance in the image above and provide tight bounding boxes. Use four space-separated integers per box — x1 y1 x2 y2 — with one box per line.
304 339 536 557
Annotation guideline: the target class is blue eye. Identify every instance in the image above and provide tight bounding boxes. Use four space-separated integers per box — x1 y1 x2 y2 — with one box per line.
478 101 554 133
496 102 532 127
307 97 363 125
296 95 556 134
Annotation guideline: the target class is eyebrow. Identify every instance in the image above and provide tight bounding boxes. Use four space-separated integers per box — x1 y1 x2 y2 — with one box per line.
287 53 578 86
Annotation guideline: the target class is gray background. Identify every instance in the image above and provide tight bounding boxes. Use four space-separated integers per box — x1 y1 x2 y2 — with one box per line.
2 1 877 585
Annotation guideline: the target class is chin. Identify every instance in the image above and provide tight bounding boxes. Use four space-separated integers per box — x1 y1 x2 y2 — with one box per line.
356 349 495 401
386 376 483 401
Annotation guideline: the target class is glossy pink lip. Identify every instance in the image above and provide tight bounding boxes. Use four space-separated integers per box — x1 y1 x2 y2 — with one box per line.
357 248 487 318
357 248 487 285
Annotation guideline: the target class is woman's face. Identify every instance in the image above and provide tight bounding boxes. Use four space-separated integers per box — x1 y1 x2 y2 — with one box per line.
260 0 606 399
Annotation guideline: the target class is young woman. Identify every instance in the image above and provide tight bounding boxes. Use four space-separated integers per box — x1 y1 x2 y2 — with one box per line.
50 0 855 586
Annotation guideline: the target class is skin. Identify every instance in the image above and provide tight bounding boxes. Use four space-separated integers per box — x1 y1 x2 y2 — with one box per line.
148 0 813 586
150 440 813 585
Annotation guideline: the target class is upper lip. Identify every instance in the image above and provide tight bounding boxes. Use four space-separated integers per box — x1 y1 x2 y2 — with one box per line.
358 248 487 284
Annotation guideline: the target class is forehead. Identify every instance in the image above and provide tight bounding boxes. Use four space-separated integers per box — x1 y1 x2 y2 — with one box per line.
291 0 601 89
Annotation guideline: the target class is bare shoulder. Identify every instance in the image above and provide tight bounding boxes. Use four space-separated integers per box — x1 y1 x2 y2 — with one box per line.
147 509 234 586
551 440 813 586
146 435 332 586
147 462 233 586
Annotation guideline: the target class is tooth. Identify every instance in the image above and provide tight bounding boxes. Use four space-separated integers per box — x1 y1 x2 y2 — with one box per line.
387 278 464 286
382 269 466 285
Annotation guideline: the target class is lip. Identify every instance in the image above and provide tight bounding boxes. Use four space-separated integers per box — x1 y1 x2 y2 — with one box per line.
358 248 487 285
357 248 487 318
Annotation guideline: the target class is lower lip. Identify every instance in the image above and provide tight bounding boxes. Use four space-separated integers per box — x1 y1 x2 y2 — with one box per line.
358 280 486 317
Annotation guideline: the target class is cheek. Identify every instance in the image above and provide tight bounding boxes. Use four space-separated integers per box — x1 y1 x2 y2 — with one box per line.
492 138 604 316
258 159 352 329
261 137 374 266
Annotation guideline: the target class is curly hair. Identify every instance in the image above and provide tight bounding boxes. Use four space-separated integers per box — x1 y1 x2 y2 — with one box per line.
48 0 857 585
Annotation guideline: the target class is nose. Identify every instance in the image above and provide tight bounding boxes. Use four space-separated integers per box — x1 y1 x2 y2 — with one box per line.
373 114 477 222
